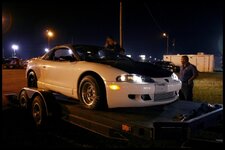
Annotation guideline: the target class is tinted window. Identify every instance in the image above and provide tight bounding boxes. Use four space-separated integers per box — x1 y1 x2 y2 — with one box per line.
43 48 76 61
74 45 131 61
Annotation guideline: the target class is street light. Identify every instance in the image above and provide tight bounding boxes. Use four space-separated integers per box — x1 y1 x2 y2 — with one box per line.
44 48 49 53
46 30 54 48
162 32 169 54
11 44 19 57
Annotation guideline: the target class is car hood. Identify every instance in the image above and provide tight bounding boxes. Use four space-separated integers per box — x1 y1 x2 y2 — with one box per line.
96 60 172 77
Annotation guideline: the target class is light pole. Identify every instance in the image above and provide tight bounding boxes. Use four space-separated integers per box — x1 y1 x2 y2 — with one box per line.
46 30 54 48
11 44 19 57
162 32 169 54
119 0 123 48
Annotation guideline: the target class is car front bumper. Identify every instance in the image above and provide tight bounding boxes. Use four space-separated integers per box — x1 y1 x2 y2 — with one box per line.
105 81 181 108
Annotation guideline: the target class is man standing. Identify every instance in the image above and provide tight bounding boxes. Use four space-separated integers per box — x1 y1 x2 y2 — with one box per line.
179 55 198 101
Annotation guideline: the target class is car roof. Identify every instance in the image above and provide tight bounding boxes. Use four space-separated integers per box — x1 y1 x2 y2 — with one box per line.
52 44 103 50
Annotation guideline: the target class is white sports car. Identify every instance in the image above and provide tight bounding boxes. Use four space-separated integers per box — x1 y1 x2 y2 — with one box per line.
26 44 181 109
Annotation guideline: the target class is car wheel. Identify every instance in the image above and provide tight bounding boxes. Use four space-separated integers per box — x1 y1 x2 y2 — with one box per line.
31 95 47 128
19 90 29 109
3 65 7 69
79 75 106 109
28 71 37 87
9 65 14 69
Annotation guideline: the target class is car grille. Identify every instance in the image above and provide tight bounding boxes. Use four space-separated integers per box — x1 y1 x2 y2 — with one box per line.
154 92 176 101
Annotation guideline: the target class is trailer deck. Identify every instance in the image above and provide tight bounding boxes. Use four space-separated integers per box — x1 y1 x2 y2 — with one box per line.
53 92 223 142
6 87 223 146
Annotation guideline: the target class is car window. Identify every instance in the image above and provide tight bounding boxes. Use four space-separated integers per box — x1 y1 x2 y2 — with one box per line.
43 48 76 61
75 46 132 62
54 48 76 61
75 46 103 60
42 51 53 60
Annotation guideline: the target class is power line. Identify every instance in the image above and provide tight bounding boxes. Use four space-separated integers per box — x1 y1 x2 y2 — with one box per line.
143 2 164 32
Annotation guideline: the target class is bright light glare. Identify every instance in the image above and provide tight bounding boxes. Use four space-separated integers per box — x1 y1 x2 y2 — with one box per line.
171 73 179 81
120 75 126 81
162 32 167 37
12 44 19 50
117 74 143 83
68 49 73 54
46 30 54 37
132 75 142 83
45 48 49 52
109 84 120 90
139 55 146 60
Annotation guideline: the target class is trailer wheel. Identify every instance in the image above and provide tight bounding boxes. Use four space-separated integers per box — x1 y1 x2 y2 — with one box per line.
19 90 29 109
31 95 47 128
28 71 37 87
79 75 106 109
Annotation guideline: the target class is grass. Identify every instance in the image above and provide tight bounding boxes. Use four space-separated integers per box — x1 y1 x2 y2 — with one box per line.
192 72 223 104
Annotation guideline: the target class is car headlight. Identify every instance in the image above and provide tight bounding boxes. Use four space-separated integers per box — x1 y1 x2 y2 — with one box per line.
116 74 143 83
171 73 179 81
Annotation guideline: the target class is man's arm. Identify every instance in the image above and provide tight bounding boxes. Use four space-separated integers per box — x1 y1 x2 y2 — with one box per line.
188 65 198 84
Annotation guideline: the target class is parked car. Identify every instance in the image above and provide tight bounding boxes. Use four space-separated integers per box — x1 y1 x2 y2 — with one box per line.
22 59 29 68
26 44 182 109
2 57 24 69
152 61 180 72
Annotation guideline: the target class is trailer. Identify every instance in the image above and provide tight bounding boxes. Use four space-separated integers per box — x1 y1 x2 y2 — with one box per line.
7 87 223 147
163 53 215 72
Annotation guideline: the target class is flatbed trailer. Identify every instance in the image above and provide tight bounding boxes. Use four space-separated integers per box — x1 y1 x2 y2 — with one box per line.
7 87 223 147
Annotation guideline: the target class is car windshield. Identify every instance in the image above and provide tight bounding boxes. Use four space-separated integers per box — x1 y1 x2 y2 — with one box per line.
74 45 131 62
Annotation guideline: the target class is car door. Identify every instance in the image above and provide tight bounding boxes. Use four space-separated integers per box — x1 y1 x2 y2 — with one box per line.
42 47 78 96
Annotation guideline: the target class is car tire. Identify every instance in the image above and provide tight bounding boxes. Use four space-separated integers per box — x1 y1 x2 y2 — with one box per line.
3 65 7 69
31 95 47 128
79 75 106 110
19 90 29 110
28 71 37 87
9 65 14 69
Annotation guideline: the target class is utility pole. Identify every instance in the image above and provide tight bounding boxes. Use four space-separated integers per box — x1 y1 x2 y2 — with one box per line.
71 36 74 44
119 0 123 48
166 34 169 54
46 30 54 49
172 38 176 53
162 32 169 54
3 48 5 58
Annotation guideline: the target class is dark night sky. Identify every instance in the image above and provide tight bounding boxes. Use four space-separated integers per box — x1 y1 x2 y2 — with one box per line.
2 0 223 60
